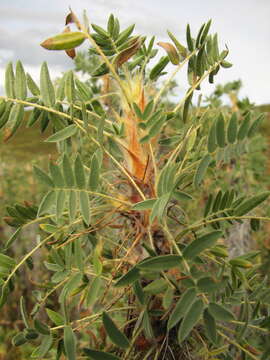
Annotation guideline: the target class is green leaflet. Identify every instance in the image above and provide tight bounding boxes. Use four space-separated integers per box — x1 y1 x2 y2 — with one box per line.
207 120 217 153
212 190 222 212
5 103 24 140
107 14 114 35
142 310 154 339
163 287 175 309
32 334 53 358
173 191 193 201
46 124 77 142
143 278 167 294
137 255 182 272
183 91 193 123
0 101 6 118
140 114 167 143
212 33 219 61
64 326 77 360
133 102 143 119
83 348 120 360
56 190 66 220
167 31 187 58
0 102 13 129
203 309 217 344
27 107 41 127
15 61 27 100
114 266 140 287
0 253 16 269
196 23 205 48
115 24 135 46
102 312 130 349
216 113 226 148
92 63 109 77
186 24 194 51
50 162 64 187
76 78 93 101
157 163 178 196
237 112 250 141
46 308 64 326
89 153 100 191
61 273 82 301
0 285 9 309
143 100 154 120
5 62 15 98
51 270 70 283
132 198 157 210
37 191 56 216
200 19 212 45
133 280 145 305
62 154 75 187
4 227 22 250
150 192 171 224
183 230 223 260
68 190 77 222
233 192 270 216
208 302 235 322
74 239 83 272
167 288 197 330
74 155 86 188
40 62 55 107
248 114 264 138
92 23 110 37
26 73 40 96
178 299 204 343
197 276 223 293
65 71 75 103
194 154 211 188
86 276 102 307
227 112 237 143
79 191 90 225
204 194 213 217
34 319 50 335
149 56 170 81
20 296 30 328
33 165 54 187
56 72 67 101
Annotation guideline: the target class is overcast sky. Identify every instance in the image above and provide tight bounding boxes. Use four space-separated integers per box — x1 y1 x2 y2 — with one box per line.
0 0 269 104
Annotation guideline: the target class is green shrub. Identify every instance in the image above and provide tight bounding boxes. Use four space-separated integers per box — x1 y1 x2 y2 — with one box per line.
0 9 270 360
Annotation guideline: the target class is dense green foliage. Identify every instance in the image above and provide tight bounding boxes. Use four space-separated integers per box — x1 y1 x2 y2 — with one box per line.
1 9 270 360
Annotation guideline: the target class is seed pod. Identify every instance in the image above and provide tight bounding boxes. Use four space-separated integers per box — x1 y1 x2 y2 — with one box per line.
41 32 86 50
229 258 253 268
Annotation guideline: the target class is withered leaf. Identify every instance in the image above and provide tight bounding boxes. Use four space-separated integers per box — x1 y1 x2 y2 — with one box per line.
114 37 142 68
157 42 180 65
65 8 81 30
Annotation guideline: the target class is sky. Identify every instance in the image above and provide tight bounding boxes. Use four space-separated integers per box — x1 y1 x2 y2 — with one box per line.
0 0 269 104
